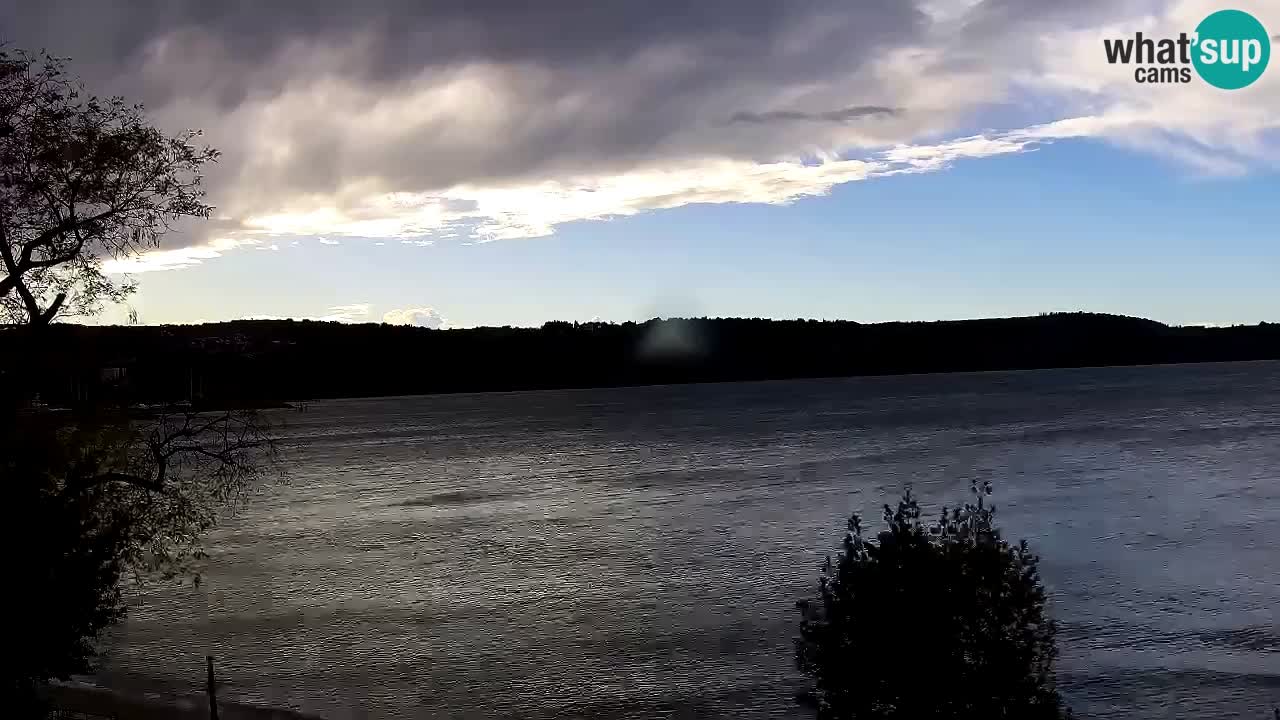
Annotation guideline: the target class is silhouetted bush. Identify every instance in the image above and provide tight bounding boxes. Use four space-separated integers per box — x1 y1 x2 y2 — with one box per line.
796 482 1063 719
1 408 281 715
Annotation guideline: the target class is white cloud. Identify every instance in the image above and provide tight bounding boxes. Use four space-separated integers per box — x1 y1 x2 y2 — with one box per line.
1014 0 1280 173
104 237 259 273
325 303 372 321
242 303 371 323
103 123 1079 271
236 125 1078 243
382 306 450 329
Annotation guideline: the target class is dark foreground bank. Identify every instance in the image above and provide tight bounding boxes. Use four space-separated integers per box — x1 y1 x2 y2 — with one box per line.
46 682 325 720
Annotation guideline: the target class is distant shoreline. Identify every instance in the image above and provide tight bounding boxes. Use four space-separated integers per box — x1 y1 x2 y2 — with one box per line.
8 313 1280 409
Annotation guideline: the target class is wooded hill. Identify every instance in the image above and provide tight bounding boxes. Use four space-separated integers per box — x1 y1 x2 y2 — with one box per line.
5 312 1279 408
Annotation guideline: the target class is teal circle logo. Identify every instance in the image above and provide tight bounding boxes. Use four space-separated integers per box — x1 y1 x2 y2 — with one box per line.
1192 10 1270 89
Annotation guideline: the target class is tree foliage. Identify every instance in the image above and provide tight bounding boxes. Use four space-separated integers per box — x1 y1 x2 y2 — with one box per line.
1 408 283 710
796 482 1063 719
0 49 217 326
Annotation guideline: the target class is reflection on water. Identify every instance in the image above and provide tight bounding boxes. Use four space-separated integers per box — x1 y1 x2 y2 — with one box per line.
96 362 1280 718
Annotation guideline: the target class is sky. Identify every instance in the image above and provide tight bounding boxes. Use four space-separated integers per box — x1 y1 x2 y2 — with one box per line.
3 0 1279 328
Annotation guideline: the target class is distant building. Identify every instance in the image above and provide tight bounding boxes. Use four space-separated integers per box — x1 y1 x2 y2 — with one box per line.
99 366 128 384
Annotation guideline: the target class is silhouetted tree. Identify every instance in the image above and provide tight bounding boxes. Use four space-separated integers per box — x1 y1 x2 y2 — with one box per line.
0 49 216 326
796 482 1063 719
0 48 280 715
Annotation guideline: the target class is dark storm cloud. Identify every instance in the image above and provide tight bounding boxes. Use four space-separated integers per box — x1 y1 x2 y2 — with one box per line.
0 1 934 204
728 105 900 125
1 0 924 107
960 0 1151 35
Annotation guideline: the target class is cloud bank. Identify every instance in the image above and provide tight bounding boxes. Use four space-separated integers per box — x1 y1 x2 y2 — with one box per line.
2 0 1274 271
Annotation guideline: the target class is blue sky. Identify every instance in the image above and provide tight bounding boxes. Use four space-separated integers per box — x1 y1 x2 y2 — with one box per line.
118 136 1280 328
16 0 1273 329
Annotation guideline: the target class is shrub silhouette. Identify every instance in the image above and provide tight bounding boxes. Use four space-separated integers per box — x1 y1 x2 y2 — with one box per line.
796 482 1063 719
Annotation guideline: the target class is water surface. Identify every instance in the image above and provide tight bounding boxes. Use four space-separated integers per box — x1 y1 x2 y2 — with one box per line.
97 362 1280 718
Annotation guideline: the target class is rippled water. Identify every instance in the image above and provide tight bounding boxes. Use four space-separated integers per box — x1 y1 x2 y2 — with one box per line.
94 362 1280 718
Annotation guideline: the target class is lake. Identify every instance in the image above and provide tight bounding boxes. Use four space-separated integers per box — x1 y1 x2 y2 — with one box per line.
94 362 1280 718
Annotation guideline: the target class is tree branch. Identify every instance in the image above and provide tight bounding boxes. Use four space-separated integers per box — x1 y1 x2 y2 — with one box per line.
18 206 119 266
76 471 164 494
39 292 66 324
0 220 44 321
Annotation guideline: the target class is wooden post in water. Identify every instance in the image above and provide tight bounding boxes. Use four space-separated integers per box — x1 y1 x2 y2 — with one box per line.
207 655 219 720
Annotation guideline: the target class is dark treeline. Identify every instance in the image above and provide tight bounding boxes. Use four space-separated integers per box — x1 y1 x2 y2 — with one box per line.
5 312 1280 408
